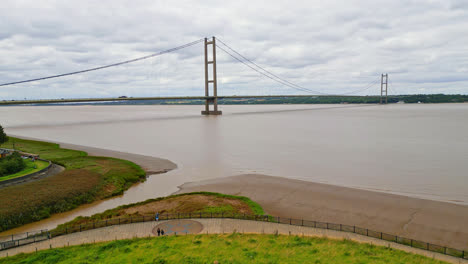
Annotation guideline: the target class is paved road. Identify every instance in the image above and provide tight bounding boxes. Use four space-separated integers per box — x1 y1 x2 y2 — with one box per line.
0 219 465 264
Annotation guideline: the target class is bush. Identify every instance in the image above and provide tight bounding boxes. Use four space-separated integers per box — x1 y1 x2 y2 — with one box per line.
0 152 26 177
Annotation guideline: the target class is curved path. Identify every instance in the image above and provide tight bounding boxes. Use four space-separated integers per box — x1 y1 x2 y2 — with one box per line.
0 219 465 264
0 163 64 189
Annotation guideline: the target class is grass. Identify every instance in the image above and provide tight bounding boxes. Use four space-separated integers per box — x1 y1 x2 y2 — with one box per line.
55 192 265 229
0 159 49 182
0 234 450 264
0 137 146 232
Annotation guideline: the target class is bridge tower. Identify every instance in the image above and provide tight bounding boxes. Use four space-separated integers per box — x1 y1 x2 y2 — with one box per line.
380 73 388 104
201 37 222 115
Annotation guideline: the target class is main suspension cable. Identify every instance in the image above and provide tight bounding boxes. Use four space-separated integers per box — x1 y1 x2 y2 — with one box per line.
0 38 204 87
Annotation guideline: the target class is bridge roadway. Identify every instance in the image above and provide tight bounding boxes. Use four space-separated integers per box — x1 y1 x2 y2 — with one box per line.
0 95 389 105
0 219 463 263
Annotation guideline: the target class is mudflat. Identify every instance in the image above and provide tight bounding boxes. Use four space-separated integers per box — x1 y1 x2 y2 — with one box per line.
176 174 468 250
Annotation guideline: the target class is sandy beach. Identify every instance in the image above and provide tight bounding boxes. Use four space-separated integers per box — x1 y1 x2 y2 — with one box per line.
176 174 468 250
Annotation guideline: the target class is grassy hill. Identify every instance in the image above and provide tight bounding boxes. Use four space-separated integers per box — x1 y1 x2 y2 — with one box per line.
0 234 449 264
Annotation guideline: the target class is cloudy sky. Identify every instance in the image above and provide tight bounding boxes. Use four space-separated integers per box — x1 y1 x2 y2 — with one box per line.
1 0 468 99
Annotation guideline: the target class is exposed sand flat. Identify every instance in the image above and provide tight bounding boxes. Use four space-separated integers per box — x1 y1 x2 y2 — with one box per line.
176 174 468 250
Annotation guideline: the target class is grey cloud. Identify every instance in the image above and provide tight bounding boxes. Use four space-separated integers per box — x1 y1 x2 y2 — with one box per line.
1 0 468 99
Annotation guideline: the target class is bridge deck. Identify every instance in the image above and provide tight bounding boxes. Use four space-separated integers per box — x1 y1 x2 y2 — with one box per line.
0 95 388 105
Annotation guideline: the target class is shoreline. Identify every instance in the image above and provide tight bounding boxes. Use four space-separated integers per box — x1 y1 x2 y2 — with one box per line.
175 174 468 250
0 136 177 237
4 136 468 250
9 135 178 175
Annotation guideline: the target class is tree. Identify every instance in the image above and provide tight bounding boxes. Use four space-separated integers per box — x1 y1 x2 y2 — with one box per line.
0 124 8 146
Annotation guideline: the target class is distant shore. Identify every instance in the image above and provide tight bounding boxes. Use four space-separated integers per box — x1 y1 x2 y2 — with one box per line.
176 174 468 250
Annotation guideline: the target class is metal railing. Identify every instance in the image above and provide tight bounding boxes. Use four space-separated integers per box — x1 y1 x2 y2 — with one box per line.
0 212 466 260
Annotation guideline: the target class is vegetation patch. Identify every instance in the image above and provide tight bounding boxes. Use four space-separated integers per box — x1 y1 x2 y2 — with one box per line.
0 152 26 178
0 158 49 182
55 192 264 228
0 234 449 264
0 137 146 232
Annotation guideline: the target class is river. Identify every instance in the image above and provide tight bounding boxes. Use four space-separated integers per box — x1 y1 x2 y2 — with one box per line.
1 103 468 234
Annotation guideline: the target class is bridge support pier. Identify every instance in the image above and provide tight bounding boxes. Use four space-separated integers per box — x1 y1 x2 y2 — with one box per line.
202 37 222 115
380 73 388 104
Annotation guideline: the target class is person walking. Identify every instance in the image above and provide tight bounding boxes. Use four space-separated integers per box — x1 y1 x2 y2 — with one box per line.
161 229 165 236
155 212 159 221
157 228 161 236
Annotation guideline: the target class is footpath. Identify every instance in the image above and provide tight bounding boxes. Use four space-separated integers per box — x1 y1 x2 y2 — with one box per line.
0 219 465 264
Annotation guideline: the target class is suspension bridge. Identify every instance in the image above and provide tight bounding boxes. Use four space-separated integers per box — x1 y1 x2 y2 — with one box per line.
0 37 391 115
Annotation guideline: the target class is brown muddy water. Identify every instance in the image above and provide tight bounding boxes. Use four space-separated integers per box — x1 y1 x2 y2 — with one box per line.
1 103 468 235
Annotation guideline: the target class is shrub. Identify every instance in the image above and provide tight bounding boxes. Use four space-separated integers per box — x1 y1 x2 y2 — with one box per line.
0 152 26 177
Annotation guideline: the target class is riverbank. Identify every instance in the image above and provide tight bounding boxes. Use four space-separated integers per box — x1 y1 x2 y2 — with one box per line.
0 136 178 237
176 174 468 250
3 137 467 251
0 138 159 232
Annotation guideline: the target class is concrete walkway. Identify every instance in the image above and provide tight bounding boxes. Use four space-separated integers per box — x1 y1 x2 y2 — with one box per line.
0 219 465 264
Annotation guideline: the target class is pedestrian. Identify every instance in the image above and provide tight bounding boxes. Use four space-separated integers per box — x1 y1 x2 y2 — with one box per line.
157 228 161 236
155 212 159 221
161 229 165 236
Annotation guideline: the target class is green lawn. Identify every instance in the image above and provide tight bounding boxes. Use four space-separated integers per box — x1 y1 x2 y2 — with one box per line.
0 234 449 264
0 159 49 182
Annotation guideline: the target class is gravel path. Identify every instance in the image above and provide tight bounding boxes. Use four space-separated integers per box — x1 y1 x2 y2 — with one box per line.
0 219 465 263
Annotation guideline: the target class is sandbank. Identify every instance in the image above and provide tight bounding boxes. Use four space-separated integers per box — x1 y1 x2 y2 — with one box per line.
176 174 468 250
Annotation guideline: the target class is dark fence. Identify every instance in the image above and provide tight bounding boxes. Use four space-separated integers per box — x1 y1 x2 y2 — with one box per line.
0 212 466 260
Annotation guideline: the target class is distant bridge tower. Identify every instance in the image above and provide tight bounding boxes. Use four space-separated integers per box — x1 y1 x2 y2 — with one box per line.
202 37 222 115
380 73 388 104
